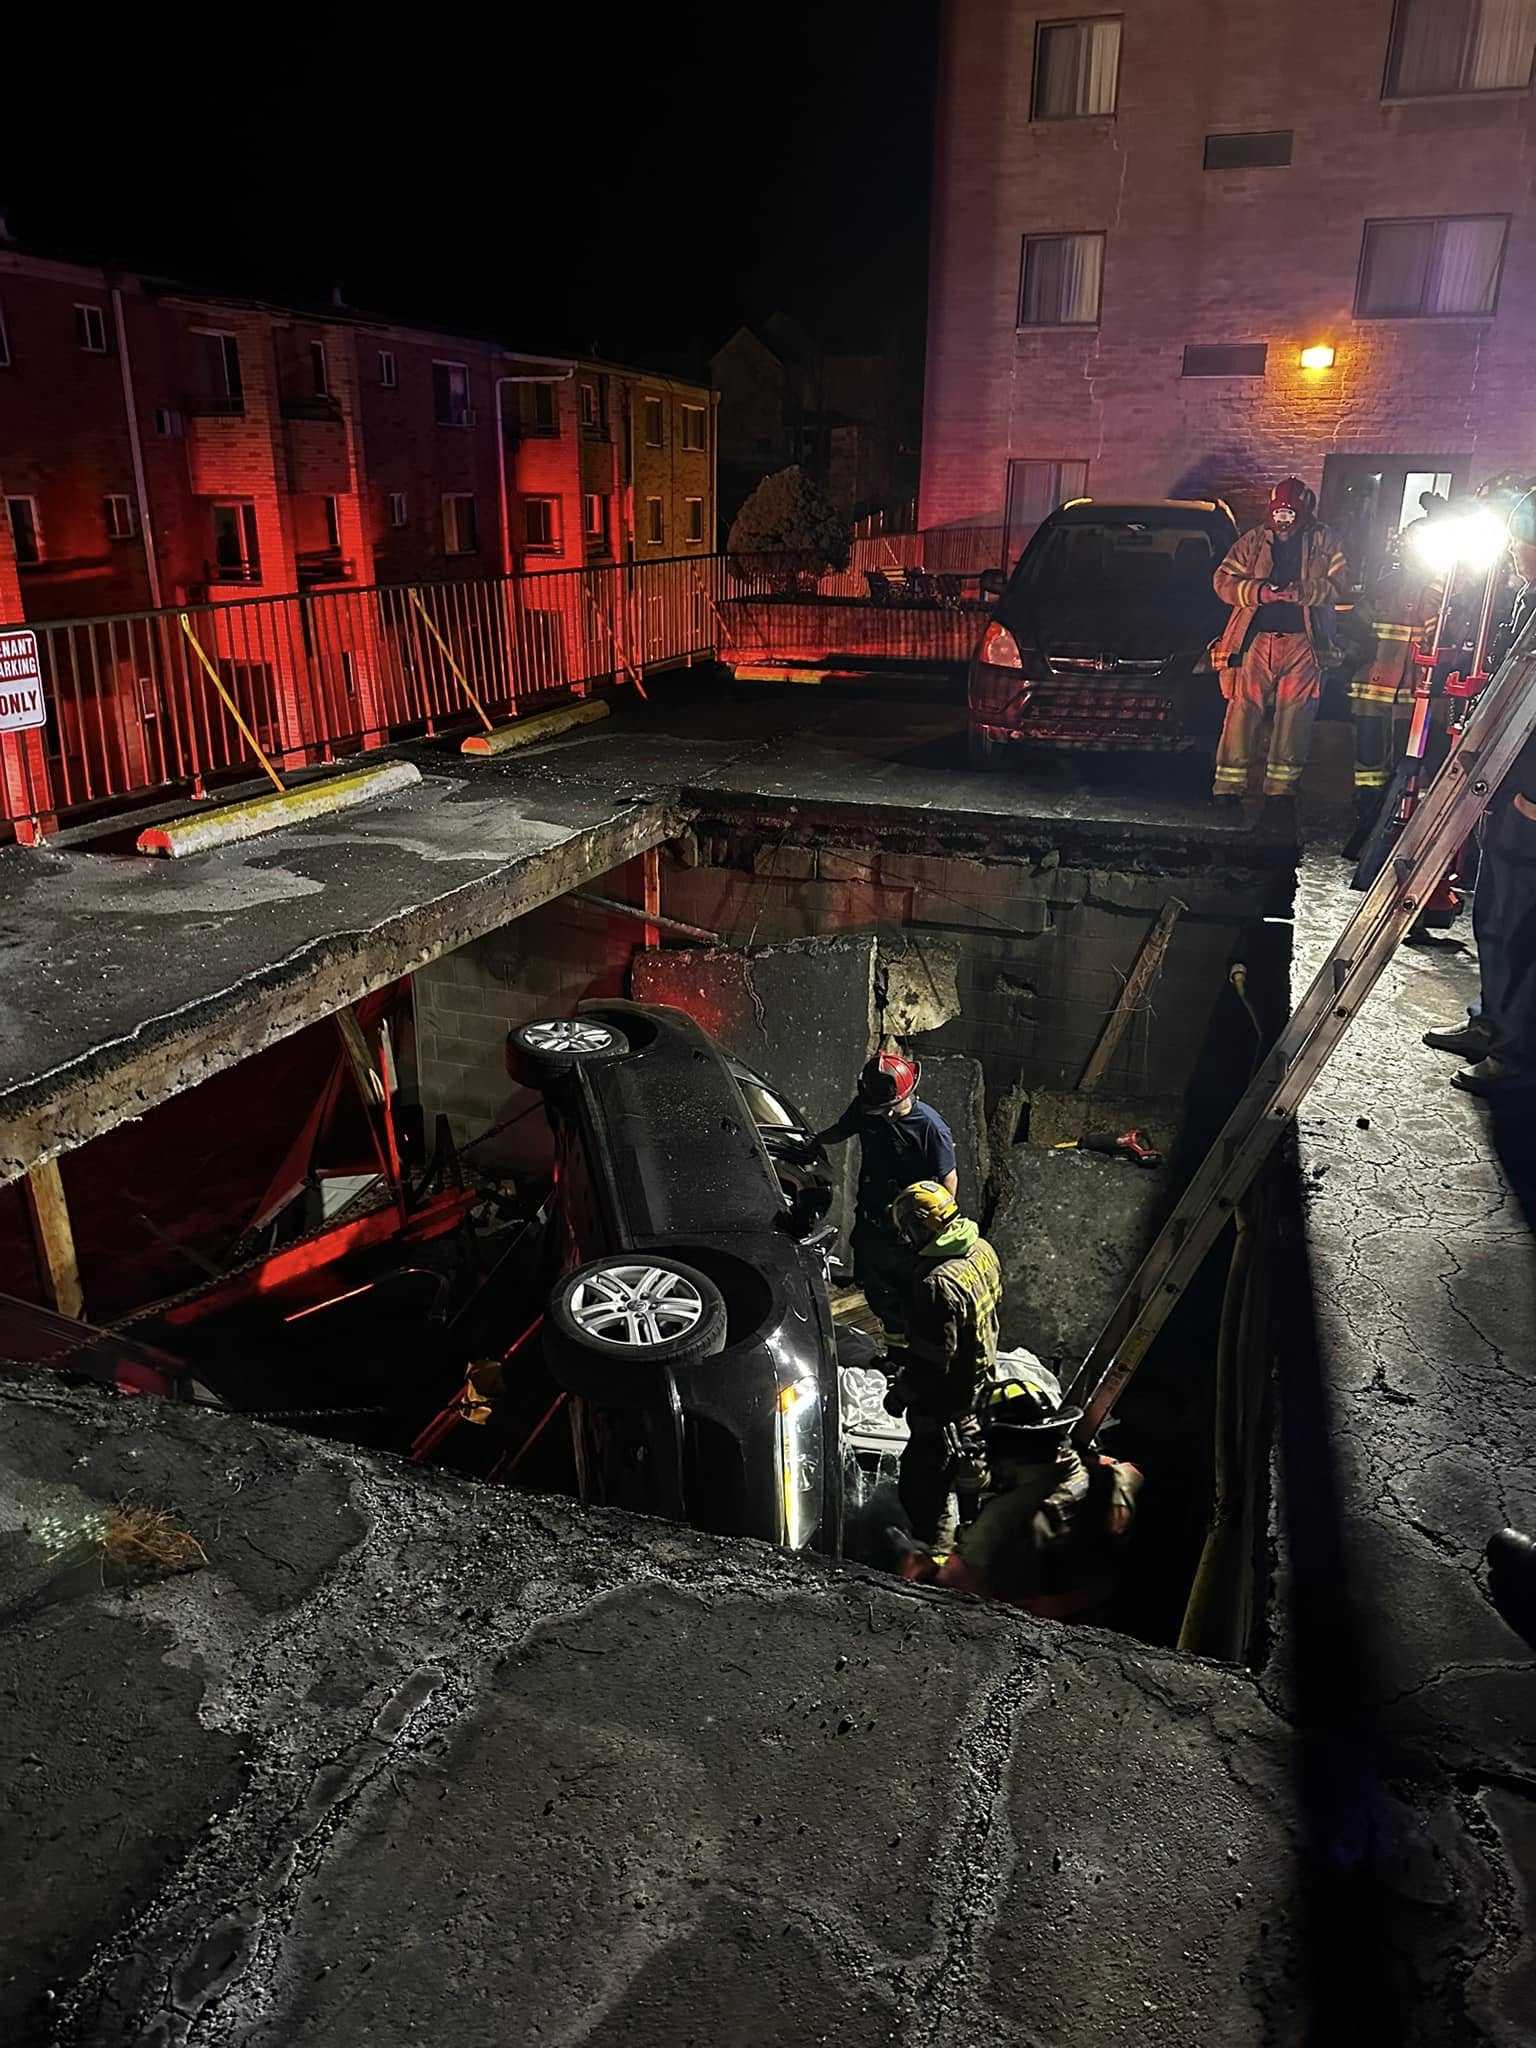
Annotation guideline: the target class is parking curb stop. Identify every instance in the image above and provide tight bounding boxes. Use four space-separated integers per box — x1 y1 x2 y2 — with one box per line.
461 699 610 756
135 760 422 858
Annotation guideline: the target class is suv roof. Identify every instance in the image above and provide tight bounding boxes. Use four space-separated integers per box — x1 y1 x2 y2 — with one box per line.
1052 497 1235 523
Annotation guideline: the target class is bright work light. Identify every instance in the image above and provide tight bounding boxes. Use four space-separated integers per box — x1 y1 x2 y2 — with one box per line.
1411 505 1509 576
1298 344 1335 370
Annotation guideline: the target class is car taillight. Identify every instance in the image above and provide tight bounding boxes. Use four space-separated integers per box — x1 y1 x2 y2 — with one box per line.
978 620 1024 669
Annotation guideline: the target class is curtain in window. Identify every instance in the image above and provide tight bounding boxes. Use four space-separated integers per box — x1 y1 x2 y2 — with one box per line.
1359 221 1433 313
1081 19 1121 112
1429 217 1505 311
1023 235 1103 324
1393 0 1473 91
1467 0 1536 86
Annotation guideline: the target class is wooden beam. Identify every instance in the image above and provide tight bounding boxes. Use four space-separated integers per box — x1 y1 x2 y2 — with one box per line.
1077 896 1187 1094
641 845 662 950
23 1158 83 1319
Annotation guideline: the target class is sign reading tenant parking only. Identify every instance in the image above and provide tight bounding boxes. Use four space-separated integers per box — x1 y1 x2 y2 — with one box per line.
0 630 45 732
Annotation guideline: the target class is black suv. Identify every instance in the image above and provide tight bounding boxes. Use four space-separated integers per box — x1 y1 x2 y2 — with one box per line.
968 498 1238 763
505 1000 844 1554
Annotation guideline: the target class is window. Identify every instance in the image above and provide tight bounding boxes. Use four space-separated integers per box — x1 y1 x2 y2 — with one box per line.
1386 0 1536 96
75 304 108 353
1182 343 1269 376
523 496 560 550
195 331 244 410
1018 233 1104 325
1204 130 1293 169
0 303 9 369
580 382 599 427
309 340 329 397
6 496 41 566
1357 215 1507 315
680 404 707 451
443 493 479 554
388 491 408 528
1003 458 1089 561
433 361 473 425
645 496 665 546
1033 17 1122 117
643 395 665 446
378 349 398 389
323 496 342 549
153 406 185 438
527 381 558 433
104 494 137 540
684 497 705 545
583 491 609 544
1320 452 1465 585
211 502 261 583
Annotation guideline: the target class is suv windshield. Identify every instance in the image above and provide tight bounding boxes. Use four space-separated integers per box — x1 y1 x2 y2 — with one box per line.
1020 519 1217 605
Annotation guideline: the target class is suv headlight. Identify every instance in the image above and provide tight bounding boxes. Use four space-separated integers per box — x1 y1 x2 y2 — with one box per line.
777 1376 822 1549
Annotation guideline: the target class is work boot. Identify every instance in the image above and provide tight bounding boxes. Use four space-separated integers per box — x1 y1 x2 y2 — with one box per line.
1211 794 1245 816
1487 1529 1536 1647
1452 1056 1524 1097
1424 1019 1494 1059
1341 794 1381 863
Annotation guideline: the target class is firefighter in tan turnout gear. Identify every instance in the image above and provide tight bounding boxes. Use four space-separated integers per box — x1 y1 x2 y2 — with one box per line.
880 1180 1002 1547
1210 477 1350 805
1344 539 1443 858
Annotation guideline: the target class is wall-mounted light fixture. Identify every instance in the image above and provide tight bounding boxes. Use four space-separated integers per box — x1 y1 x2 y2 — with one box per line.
1299 343 1336 371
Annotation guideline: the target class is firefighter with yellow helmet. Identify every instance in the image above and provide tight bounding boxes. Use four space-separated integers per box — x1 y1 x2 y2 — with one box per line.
881 1179 1003 1545
1345 528 1445 858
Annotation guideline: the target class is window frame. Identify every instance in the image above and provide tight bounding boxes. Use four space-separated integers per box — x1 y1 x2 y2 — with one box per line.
680 404 707 451
192 329 244 409
527 380 559 434
522 495 561 552
75 303 108 354
387 490 408 529
322 496 342 550
1031 15 1123 120
309 340 330 398
432 359 473 427
642 394 666 447
582 490 609 541
645 496 665 547
210 501 261 583
1383 0 1536 101
1203 130 1294 170
1354 212 1511 319
104 493 138 541
684 496 705 545
1017 231 1106 328
442 492 480 555
378 349 398 389
1181 342 1270 377
6 495 42 566
153 406 185 438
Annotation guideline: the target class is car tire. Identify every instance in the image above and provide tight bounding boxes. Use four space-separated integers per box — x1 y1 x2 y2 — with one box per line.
544 1255 729 1400
968 726 1003 771
505 1016 631 1090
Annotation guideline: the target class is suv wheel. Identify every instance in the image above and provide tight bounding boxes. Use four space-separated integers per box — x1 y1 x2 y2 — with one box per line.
545 1255 728 1398
968 726 1003 771
505 1016 631 1089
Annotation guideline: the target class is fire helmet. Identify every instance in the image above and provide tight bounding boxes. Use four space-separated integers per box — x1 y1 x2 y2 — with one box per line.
858 1049 919 1113
977 1376 1082 1457
1268 477 1316 530
889 1179 960 1246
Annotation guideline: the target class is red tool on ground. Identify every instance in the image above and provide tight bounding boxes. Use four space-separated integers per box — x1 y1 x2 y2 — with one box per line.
1055 1129 1162 1169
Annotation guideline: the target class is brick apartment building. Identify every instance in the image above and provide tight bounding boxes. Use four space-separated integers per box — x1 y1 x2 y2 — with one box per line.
0 242 716 630
920 0 1536 578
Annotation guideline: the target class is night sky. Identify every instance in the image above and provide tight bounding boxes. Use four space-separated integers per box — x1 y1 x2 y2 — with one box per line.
6 2 938 372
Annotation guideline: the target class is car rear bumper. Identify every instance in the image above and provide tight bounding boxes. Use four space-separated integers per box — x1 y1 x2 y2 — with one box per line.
969 668 1209 751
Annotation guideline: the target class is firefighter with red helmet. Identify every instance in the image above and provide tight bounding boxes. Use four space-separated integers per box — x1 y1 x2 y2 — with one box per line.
812 1048 958 1339
1210 477 1350 806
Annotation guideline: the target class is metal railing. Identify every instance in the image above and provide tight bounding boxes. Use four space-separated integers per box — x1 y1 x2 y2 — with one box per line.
0 549 988 832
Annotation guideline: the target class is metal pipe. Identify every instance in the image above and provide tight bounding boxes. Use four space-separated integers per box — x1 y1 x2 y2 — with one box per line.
571 890 717 942
111 285 162 610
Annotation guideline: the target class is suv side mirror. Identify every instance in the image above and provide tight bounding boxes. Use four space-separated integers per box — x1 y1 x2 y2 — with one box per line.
978 568 1006 601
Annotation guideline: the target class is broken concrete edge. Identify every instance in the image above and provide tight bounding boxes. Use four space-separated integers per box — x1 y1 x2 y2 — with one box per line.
134 762 422 859
460 698 610 756
0 800 684 1191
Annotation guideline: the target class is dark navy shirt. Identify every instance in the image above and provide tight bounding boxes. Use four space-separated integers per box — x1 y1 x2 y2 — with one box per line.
828 1097 958 1223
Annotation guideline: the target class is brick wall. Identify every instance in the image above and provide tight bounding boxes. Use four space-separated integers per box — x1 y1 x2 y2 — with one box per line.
920 0 1536 538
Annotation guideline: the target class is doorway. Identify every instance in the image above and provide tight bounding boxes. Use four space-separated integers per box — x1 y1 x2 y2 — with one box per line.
1319 454 1464 589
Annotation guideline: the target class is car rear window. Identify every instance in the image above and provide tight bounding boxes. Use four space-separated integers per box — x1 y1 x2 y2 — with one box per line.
1020 520 1218 603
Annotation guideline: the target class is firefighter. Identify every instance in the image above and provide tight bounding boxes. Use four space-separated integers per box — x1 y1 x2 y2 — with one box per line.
897 1378 1142 1621
1343 534 1442 860
1210 477 1350 808
812 1051 957 1339
881 1179 1001 1546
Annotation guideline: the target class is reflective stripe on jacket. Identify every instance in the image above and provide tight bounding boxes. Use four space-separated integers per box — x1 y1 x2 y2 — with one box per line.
1211 522 1348 667
904 1230 1002 1415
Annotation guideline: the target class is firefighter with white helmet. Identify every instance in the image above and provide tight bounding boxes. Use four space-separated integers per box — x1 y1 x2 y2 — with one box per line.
881 1179 1002 1546
812 1049 958 1339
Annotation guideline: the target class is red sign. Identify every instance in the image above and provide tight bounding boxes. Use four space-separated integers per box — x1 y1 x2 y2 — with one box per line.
0 629 44 733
